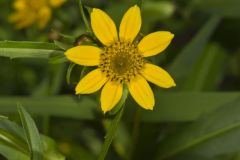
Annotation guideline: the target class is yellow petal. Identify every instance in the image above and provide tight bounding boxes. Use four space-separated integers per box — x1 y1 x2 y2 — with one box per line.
91 8 118 46
119 5 141 42
38 6 52 29
138 31 174 57
65 46 101 66
75 69 107 94
127 75 154 110
11 11 36 29
13 0 27 10
100 81 123 113
49 0 65 8
142 63 176 88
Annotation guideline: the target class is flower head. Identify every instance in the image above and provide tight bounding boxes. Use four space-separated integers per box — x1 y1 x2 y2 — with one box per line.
8 0 65 29
65 5 176 113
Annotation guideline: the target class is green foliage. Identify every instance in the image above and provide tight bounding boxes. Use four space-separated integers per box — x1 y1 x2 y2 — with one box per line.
0 93 239 122
196 0 240 18
0 41 63 59
156 97 240 160
17 104 44 160
66 63 76 85
168 16 221 88
0 105 65 160
0 0 240 159
184 43 227 91
0 115 8 120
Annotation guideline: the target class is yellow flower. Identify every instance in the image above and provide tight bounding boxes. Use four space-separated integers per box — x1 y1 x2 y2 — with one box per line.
65 5 176 113
8 0 65 29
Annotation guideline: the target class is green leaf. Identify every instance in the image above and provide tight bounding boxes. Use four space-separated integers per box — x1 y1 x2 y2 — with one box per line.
0 128 28 155
183 43 227 91
168 16 221 87
143 1 175 20
0 41 60 50
0 96 97 120
54 40 72 50
42 136 66 160
66 63 76 85
155 97 240 160
128 92 240 122
0 119 65 160
196 0 240 18
18 104 44 160
0 93 239 122
0 41 63 59
49 55 68 64
0 119 26 142
141 1 175 33
0 115 8 119
0 119 29 159
0 145 29 160
78 0 92 34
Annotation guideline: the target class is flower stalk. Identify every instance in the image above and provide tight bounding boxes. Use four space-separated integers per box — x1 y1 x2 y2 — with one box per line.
98 104 125 160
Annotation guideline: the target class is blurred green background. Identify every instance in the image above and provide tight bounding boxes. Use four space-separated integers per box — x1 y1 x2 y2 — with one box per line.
0 0 240 160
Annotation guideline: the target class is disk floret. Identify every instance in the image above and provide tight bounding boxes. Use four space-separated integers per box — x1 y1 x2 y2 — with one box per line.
99 41 145 83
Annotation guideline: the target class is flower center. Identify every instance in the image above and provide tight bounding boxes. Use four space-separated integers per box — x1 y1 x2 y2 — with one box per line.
99 41 145 83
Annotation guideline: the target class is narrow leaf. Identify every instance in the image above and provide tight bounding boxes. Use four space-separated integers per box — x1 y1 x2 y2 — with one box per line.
66 63 76 85
156 97 240 159
17 104 43 160
0 128 28 155
0 119 29 159
184 43 227 91
168 16 221 87
0 145 29 160
48 55 68 64
0 115 8 120
0 93 239 122
78 0 92 34
54 40 72 50
0 41 63 59
196 0 240 18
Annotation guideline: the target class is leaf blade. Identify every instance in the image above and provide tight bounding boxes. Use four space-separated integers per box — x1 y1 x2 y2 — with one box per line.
168 16 221 87
156 97 240 159
0 93 238 122
0 41 63 59
17 104 43 160
196 0 240 18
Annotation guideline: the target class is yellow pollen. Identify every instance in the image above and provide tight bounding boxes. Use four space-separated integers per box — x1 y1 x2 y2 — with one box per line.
99 41 145 83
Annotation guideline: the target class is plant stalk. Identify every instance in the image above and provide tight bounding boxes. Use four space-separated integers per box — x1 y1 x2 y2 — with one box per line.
98 105 125 160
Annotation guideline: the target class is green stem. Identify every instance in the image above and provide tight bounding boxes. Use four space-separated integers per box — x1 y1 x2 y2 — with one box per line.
129 107 142 159
98 105 125 160
42 116 50 135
